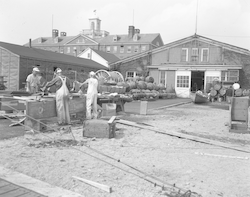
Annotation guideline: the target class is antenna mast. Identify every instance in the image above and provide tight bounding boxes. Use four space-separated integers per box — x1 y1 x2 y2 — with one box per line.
195 0 199 34
52 14 54 30
133 9 134 26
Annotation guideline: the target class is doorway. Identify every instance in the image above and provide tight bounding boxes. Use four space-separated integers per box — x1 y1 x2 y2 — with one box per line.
191 71 204 92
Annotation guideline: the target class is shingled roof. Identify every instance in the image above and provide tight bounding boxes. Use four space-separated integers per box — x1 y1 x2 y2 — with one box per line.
0 41 107 70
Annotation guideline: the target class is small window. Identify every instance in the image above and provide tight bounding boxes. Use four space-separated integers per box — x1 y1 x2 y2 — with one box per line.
159 71 166 85
191 48 198 62
126 71 138 78
141 45 146 52
201 48 209 62
113 46 117 53
134 46 139 53
181 48 188 62
120 45 124 53
67 47 70 53
127 46 131 53
177 76 189 88
221 70 239 82
106 46 111 53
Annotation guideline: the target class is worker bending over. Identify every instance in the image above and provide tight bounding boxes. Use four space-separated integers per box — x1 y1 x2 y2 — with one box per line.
42 68 71 125
26 67 40 94
80 71 98 119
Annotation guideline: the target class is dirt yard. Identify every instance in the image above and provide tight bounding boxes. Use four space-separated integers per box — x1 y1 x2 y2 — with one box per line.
0 103 250 197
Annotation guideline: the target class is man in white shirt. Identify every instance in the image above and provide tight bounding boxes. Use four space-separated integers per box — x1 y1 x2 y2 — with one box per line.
26 67 40 94
80 71 98 119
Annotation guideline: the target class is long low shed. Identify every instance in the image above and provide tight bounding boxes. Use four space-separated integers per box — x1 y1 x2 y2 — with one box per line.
0 42 107 91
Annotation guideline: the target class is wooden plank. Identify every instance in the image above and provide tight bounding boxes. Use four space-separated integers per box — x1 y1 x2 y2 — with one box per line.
72 176 112 193
117 119 250 153
0 167 82 197
108 116 116 124
0 187 29 197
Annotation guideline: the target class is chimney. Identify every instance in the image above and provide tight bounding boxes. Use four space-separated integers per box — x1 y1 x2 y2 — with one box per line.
52 29 59 38
60 32 67 37
135 29 140 34
128 26 135 39
29 39 32 48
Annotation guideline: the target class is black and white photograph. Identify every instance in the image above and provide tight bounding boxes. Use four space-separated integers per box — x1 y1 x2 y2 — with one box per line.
0 0 250 196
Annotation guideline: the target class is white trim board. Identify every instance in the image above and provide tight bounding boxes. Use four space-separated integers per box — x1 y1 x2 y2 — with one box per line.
0 166 83 197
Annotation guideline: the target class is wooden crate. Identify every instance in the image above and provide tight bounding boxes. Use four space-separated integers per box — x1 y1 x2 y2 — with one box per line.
229 97 250 134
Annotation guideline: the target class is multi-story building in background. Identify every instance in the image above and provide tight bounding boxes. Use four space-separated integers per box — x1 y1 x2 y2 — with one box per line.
24 15 164 59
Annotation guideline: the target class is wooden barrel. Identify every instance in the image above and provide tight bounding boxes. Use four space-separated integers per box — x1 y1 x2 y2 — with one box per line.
219 88 227 96
214 83 222 90
242 89 250 96
210 89 217 97
235 88 243 97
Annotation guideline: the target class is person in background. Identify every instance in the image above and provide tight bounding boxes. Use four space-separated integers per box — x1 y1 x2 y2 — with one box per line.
80 71 98 119
42 68 71 125
26 67 40 93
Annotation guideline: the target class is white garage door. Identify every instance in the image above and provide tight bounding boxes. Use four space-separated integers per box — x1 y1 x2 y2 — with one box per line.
175 71 191 98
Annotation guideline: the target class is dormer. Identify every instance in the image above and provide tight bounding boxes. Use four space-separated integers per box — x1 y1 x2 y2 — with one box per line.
54 37 61 43
113 35 118 42
38 37 45 44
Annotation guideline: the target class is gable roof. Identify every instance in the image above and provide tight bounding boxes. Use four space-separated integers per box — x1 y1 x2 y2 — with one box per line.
0 41 107 70
110 34 250 66
99 33 161 45
91 48 120 63
63 34 99 45
24 36 76 46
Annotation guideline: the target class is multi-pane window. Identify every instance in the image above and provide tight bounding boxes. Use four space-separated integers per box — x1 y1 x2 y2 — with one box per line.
141 45 146 52
221 70 239 82
177 76 189 88
159 71 166 86
201 48 209 62
181 48 188 62
113 46 117 53
134 46 139 53
106 46 111 53
191 48 198 62
127 46 131 53
120 46 124 53
126 71 138 78
206 76 220 84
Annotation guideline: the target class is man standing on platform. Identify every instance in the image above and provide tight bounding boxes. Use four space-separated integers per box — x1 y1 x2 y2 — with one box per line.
42 68 71 125
26 67 40 94
80 71 98 119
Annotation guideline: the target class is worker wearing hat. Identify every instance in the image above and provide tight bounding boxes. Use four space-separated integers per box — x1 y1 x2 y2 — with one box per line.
26 67 40 94
80 71 98 119
42 68 71 125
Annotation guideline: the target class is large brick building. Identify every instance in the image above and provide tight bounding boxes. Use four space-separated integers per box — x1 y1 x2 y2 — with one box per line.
24 15 164 59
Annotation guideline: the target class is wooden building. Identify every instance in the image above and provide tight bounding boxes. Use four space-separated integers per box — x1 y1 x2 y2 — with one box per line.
0 41 107 91
110 34 250 98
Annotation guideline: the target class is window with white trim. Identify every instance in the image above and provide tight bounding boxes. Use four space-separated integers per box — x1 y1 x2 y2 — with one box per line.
177 76 189 88
126 71 138 78
113 46 117 53
159 71 166 86
191 48 198 62
201 48 209 62
141 45 146 52
67 47 70 53
221 70 239 82
106 46 111 53
120 45 124 53
181 48 188 62
127 46 131 53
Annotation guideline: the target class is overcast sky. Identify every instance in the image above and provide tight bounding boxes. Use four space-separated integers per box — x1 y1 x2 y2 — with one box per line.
0 0 249 49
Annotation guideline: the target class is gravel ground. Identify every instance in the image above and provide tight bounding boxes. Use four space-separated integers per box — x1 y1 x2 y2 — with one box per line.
0 103 250 197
